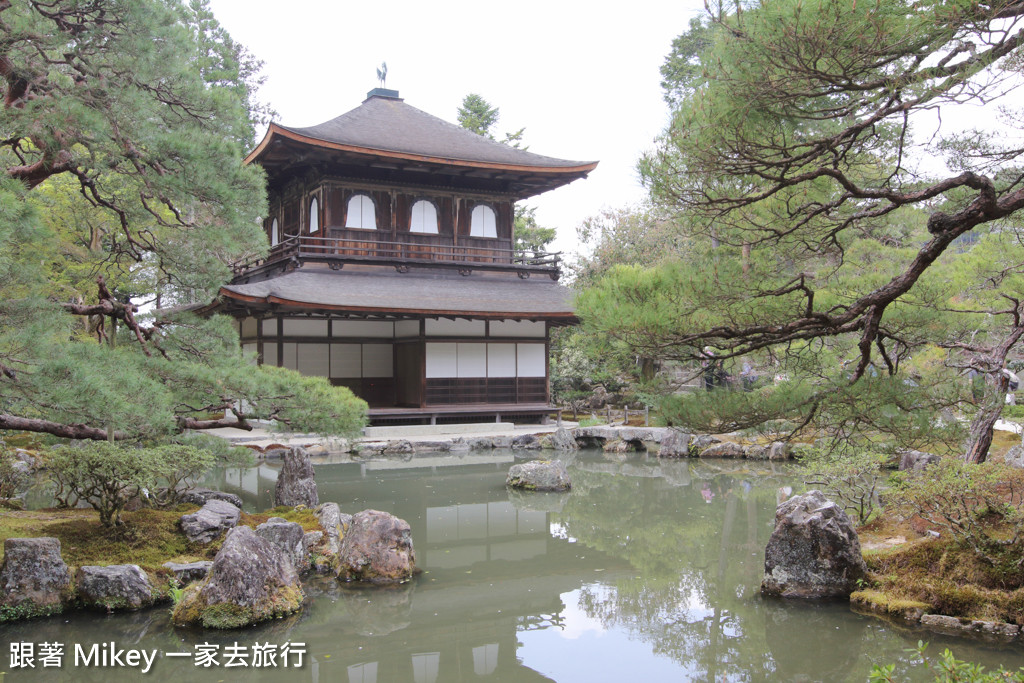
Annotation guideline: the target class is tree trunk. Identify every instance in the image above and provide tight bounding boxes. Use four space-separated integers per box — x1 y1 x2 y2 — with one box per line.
963 371 1009 464
0 414 126 440
964 399 1004 464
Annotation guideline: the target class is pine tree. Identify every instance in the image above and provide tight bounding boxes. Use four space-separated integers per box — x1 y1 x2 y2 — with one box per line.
579 0 1024 461
0 0 366 441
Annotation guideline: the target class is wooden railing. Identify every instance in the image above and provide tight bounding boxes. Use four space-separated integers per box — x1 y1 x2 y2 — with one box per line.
231 234 562 279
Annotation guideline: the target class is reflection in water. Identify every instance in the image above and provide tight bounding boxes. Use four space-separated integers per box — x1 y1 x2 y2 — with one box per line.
4 451 1024 682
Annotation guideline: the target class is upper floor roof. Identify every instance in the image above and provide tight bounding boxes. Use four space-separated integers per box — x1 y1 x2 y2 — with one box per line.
247 90 598 198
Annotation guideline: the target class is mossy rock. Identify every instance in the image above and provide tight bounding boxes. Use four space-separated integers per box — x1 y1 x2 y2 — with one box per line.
171 526 304 629
172 582 304 629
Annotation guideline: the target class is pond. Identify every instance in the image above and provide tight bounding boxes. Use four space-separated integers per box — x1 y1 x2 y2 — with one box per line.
3 449 1024 682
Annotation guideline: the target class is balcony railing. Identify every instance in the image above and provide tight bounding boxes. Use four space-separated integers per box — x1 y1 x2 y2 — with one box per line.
231 234 563 282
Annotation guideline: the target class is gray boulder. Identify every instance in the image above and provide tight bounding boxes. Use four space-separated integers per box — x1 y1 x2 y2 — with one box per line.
699 441 747 458
263 446 290 460
512 434 542 450
178 488 244 509
0 537 72 620
172 525 304 629
447 438 471 452
506 460 571 492
275 447 319 508
162 561 213 585
658 429 692 458
920 614 1020 640
382 440 414 456
551 427 579 451
761 490 868 598
691 434 721 451
314 502 351 556
899 450 941 472
413 440 451 453
491 435 513 449
1004 445 1024 469
746 445 769 460
466 437 494 451
337 509 417 583
76 564 154 611
768 442 792 461
180 499 240 543
256 517 308 573
303 531 324 555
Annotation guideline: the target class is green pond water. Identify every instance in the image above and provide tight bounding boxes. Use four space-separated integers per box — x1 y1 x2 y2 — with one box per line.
3 449 1024 682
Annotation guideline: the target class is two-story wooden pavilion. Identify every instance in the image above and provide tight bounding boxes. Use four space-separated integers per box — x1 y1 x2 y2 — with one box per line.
204 88 597 424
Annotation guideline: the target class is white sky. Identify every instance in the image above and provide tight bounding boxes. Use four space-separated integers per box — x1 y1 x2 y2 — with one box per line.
206 0 707 255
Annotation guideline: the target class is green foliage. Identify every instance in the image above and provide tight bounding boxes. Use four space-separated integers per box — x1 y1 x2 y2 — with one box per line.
168 581 186 608
456 92 524 147
47 443 213 526
1001 405 1024 421
172 431 255 467
513 205 556 253
457 93 500 138
574 0 1024 462
887 459 1024 563
0 1 369 442
802 449 888 524
0 444 28 499
870 642 1024 682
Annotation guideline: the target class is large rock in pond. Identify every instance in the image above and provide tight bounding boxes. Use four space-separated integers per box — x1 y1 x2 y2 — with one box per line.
180 499 240 544
256 517 308 573
512 434 542 450
658 429 692 458
314 502 351 556
0 537 72 620
76 564 155 611
275 447 319 508
551 427 579 451
768 441 792 461
172 526 304 629
336 510 417 583
506 460 571 492
699 441 747 458
761 490 867 598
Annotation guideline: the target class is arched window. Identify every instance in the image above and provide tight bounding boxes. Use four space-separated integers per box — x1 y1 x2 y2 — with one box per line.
309 197 319 234
345 194 376 230
271 217 279 246
410 200 438 234
470 205 497 238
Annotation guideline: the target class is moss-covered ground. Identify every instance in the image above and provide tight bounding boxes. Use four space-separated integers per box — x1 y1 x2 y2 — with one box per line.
857 515 1024 625
0 504 320 597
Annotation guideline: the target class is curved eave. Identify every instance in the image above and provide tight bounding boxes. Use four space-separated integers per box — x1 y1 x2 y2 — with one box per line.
245 123 599 177
215 288 579 323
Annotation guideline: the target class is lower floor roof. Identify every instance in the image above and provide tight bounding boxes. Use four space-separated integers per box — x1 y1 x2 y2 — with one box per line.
206 264 578 322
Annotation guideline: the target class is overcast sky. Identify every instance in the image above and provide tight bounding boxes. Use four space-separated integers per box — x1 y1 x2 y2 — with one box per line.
206 0 707 255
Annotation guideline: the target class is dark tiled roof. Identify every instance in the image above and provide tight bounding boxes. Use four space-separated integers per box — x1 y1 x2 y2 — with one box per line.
273 95 594 170
218 267 576 319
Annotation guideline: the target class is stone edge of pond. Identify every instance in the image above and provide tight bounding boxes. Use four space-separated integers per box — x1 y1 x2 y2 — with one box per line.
850 589 1022 643
252 427 799 461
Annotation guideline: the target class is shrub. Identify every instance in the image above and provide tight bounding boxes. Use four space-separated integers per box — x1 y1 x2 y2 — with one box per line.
870 641 1024 682
48 443 213 526
886 458 1024 564
803 449 889 525
0 445 28 499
